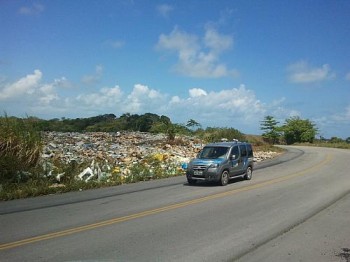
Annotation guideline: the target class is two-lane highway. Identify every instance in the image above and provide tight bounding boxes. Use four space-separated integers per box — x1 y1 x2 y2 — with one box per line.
1 146 350 261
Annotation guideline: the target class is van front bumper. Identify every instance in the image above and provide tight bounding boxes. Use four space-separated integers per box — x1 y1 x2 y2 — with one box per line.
186 169 221 182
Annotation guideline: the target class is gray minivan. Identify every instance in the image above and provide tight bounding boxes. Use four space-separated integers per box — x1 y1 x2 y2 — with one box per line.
186 141 254 186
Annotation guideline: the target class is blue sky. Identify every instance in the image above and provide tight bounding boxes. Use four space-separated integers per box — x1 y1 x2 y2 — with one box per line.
1 0 349 138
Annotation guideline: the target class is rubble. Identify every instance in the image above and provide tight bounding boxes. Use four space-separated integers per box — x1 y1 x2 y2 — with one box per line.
253 151 280 162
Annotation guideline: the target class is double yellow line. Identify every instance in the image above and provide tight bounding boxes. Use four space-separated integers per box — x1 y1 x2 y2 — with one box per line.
0 154 333 251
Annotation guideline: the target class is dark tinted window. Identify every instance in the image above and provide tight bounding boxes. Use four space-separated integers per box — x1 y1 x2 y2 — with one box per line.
239 144 247 157
247 144 253 157
231 146 239 159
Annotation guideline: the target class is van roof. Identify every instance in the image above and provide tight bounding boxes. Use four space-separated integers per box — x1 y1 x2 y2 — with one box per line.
205 141 250 147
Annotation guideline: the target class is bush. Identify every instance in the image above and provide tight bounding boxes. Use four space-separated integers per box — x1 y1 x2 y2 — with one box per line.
282 117 318 145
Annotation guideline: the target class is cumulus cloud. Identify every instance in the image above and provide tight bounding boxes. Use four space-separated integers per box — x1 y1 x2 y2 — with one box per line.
38 84 60 105
2 70 303 134
124 84 165 113
189 88 207 97
156 26 237 78
81 65 103 85
156 4 174 18
0 70 42 100
164 85 266 128
287 61 335 83
76 86 123 107
19 3 44 15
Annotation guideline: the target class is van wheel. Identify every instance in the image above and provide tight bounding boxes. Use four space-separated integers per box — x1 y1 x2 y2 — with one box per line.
220 170 229 186
244 166 252 180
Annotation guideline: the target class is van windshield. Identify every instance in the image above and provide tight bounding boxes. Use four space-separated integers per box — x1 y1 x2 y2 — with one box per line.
199 146 229 159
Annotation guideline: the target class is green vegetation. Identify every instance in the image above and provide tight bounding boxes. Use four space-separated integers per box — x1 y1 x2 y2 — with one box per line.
0 115 42 184
298 137 350 149
282 116 317 144
260 115 319 145
194 127 246 142
260 115 281 144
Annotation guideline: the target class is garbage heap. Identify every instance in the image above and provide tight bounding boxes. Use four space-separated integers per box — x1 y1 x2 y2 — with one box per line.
41 132 279 184
41 131 203 183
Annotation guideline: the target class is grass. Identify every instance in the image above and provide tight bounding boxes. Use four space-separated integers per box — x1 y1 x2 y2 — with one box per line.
0 116 42 184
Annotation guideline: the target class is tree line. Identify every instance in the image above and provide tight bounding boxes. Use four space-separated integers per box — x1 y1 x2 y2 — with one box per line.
260 115 350 145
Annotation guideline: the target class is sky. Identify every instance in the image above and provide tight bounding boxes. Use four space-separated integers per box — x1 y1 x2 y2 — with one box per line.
1 0 350 139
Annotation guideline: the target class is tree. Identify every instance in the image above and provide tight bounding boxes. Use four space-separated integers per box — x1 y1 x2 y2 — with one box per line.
186 119 201 131
282 116 318 144
346 137 350 144
260 115 281 144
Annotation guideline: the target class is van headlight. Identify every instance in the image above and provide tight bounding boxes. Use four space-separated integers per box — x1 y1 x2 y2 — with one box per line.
209 163 219 168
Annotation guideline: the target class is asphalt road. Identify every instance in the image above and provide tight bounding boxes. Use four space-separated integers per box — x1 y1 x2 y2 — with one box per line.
1 146 350 262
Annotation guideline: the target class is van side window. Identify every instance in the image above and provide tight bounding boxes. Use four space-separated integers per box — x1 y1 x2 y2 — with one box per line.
231 146 239 159
247 144 253 157
239 145 247 157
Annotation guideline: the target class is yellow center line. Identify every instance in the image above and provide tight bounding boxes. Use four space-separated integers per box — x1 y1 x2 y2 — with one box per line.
0 154 333 251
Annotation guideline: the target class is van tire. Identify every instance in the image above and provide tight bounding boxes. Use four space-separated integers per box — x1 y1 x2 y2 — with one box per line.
220 170 229 186
244 166 252 180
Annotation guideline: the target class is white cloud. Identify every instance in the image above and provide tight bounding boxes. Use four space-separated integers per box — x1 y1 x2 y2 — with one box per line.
156 4 174 18
170 96 181 104
19 3 44 15
332 105 350 122
81 65 103 85
164 85 266 129
38 84 60 105
189 88 207 97
204 26 232 53
0 69 42 100
76 86 123 107
156 27 237 78
287 61 335 83
1 70 303 134
124 84 165 113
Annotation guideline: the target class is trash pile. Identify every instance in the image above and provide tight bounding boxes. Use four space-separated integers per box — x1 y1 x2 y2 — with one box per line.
41 132 278 184
41 132 203 183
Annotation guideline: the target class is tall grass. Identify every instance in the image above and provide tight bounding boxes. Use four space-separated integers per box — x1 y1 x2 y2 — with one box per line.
0 115 42 184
